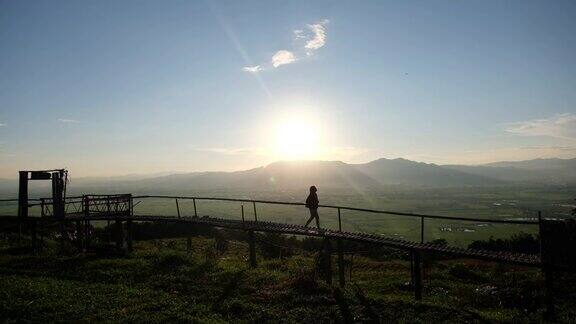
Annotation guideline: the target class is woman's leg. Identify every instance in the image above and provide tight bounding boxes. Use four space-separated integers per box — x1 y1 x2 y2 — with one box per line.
305 211 314 227
312 209 320 228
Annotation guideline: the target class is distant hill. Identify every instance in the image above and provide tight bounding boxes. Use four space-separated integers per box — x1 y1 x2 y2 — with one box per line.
1 157 575 195
354 158 502 187
484 158 576 170
128 158 502 190
134 160 382 190
444 158 576 184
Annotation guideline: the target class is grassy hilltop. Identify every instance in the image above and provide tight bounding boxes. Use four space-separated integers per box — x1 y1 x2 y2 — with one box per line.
1 229 575 323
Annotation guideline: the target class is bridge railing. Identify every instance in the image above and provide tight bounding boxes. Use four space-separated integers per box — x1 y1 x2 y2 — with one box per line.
0 194 544 245
131 195 540 244
1 195 131 218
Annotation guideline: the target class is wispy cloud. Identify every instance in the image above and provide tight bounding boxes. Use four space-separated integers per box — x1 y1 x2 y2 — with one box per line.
505 113 576 140
242 65 262 73
0 123 6 127
293 29 305 39
272 50 296 68
303 19 329 55
242 18 328 72
518 145 576 151
191 146 267 156
58 118 80 123
190 145 372 162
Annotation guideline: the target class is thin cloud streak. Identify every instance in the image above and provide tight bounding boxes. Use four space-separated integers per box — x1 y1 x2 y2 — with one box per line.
191 146 268 156
191 145 373 162
58 118 80 123
505 113 576 140
242 65 262 73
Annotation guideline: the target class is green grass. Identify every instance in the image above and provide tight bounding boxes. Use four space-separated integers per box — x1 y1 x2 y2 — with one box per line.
1 233 575 323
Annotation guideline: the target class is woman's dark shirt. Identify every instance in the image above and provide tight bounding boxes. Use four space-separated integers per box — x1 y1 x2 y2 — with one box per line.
306 192 319 209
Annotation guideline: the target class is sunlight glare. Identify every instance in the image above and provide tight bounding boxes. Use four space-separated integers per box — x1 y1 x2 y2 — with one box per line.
275 119 319 160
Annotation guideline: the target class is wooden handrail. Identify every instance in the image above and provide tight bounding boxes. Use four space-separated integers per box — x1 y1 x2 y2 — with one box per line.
1 194 543 225
131 195 540 225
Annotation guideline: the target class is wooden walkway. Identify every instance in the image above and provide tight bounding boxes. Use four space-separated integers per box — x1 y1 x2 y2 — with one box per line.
67 213 541 267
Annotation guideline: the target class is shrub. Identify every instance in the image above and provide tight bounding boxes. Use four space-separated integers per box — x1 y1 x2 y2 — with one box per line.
152 252 191 272
468 232 539 254
448 263 486 282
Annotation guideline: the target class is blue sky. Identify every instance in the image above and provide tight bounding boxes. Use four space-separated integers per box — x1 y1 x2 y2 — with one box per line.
0 0 575 177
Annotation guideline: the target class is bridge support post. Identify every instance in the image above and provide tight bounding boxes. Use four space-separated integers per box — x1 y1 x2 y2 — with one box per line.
84 220 91 252
248 230 257 268
337 239 345 287
18 171 28 244
60 220 71 251
75 220 83 252
539 212 555 320
544 265 555 320
106 220 111 245
39 219 44 253
412 250 422 301
30 219 37 253
322 238 332 285
126 219 133 252
115 219 123 251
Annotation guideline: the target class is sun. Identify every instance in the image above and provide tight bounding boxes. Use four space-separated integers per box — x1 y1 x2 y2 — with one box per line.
274 118 319 160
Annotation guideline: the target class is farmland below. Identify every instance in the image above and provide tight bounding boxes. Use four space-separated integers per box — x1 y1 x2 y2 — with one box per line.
1 185 574 247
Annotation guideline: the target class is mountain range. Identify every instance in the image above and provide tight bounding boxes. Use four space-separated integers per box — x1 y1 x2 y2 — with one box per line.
76 157 576 191
1 158 574 193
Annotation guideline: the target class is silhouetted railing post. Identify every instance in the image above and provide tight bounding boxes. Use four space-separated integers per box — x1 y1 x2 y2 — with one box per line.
175 199 180 219
338 208 342 232
253 201 258 222
249 230 257 268
349 253 356 281
241 205 245 223
106 220 111 245
409 250 414 287
84 219 90 251
115 219 123 251
413 250 422 300
338 239 345 287
420 216 424 243
83 196 89 218
193 198 197 217
75 220 83 251
322 238 333 285
538 211 543 260
40 198 45 218
31 219 37 253
539 210 555 319
126 218 133 252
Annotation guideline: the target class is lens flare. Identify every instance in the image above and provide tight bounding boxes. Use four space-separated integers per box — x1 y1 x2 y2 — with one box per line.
275 119 318 159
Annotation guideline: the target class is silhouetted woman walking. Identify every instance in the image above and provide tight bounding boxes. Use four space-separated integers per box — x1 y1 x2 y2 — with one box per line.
305 186 320 228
